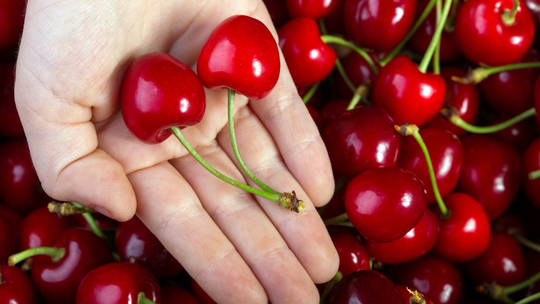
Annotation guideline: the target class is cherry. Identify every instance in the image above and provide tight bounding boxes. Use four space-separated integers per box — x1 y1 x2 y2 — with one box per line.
466 232 527 287
431 192 491 262
297 83 325 110
0 214 17 262
306 105 325 131
456 134 522 220
329 229 370 276
333 49 378 100
485 115 538 153
197 15 280 100
115 215 183 279
454 0 535 66
18 206 74 251
0 202 23 228
371 56 446 127
120 52 206 144
286 0 342 19
322 106 401 179
345 166 428 243
386 255 463 304
324 269 406 304
0 62 24 138
278 17 337 86
343 0 416 52
76 262 161 304
365 208 440 264
0 264 37 304
535 73 540 127
491 212 527 236
263 0 290 29
73 212 119 230
318 99 350 128
161 286 202 304
522 137 540 209
397 127 463 204
0 0 26 50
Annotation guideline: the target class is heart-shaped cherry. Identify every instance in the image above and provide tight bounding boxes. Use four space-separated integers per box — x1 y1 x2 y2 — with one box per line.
286 0 342 19
329 229 370 276
0 264 37 304
278 17 337 86
121 52 206 144
197 15 280 100
0 0 26 50
345 166 428 243
371 56 446 127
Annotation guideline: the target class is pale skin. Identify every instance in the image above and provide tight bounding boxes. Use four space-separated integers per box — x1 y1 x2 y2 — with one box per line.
14 0 338 303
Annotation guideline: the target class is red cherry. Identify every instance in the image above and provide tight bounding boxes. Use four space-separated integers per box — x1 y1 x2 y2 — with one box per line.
318 99 350 128
491 212 526 236
322 106 401 179
522 137 540 209
454 0 535 66
324 270 406 304
0 0 26 50
329 229 370 276
334 51 379 100
0 264 37 304
465 232 527 286
0 202 24 228
120 52 206 144
431 192 491 262
365 208 440 264
197 15 280 100
306 105 325 131
485 115 538 153
0 214 17 262
343 0 416 52
0 62 24 138
18 206 74 251
161 286 202 304
286 0 342 19
456 134 522 220
345 166 428 243
371 56 446 127
76 262 161 304
278 17 337 86
115 215 183 279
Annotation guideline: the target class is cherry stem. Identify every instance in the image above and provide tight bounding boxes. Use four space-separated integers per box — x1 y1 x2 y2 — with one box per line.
395 124 449 218
418 0 453 73
228 89 280 195
169 126 304 212
443 107 535 134
510 231 540 253
444 0 459 31
138 292 157 304
302 82 321 104
320 35 379 74
380 0 437 66
73 202 106 239
47 201 97 216
346 84 370 110
319 271 343 304
318 18 328 35
8 247 65 266
323 212 350 226
529 169 540 180
506 270 540 296
457 62 540 84
335 58 356 93
502 0 520 25
407 288 427 304
433 0 442 75
515 292 540 304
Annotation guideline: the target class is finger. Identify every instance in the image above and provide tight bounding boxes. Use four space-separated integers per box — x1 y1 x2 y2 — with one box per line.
129 161 268 304
169 139 320 304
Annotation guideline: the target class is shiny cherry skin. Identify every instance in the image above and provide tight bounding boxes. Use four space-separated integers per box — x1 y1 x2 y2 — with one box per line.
345 166 428 243
322 106 401 179
334 51 379 100
456 134 522 220
324 270 406 304
455 0 535 66
115 215 183 279
0 0 25 50
479 48 540 116
395 285 435 304
0 264 37 304
343 0 416 52
197 15 280 100
120 52 206 144
522 137 540 209
365 208 440 264
424 66 480 136
329 229 370 276
286 0 342 19
31 228 114 304
263 0 290 29
161 286 202 304
371 56 446 127
465 232 527 286
0 214 17 262
0 62 24 138
386 256 463 304
397 127 463 203
278 17 337 86
76 262 161 304
18 206 74 251
318 99 349 128
431 192 491 262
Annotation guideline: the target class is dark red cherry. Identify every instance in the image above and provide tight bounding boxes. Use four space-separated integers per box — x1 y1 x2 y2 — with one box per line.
454 0 535 66
18 206 74 251
161 286 202 304
318 99 349 127
397 127 463 204
465 232 527 286
278 17 337 86
329 229 370 276
485 115 538 153
386 256 463 304
491 212 526 236
115 215 183 279
0 0 25 50
345 166 428 243
322 106 401 179
263 0 290 29
522 137 540 209
424 66 480 137
456 134 522 220
365 208 440 264
0 62 24 138
395 285 435 304
534 73 540 127
343 0 416 52
0 202 23 228
76 262 161 304
296 83 325 110
0 214 17 262
324 270 406 304
334 51 379 100
371 56 446 126
197 15 280 100
286 0 342 19
306 105 325 131
73 212 119 230
431 192 491 262
320 180 348 220
120 52 206 144
31 228 114 304
0 264 37 304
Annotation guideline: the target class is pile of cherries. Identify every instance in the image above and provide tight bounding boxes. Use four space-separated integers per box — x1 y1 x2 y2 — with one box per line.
4 0 540 303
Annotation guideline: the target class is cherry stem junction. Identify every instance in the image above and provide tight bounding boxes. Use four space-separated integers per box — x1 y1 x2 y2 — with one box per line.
9 247 66 266
47 201 105 239
346 83 371 110
138 292 157 304
442 107 535 134
320 35 379 74
418 0 454 73
477 270 540 303
502 0 520 25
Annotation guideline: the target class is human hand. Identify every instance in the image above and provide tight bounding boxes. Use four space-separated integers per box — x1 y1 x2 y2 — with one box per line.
14 0 338 303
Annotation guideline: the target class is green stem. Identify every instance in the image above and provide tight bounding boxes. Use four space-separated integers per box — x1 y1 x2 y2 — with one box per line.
433 0 442 75
320 271 343 304
515 292 540 304
71 202 106 239
502 0 520 25
9 247 65 266
511 232 540 254
444 0 459 31
448 108 535 134
228 89 280 195
472 62 540 83
529 169 540 180
346 84 369 110
418 0 454 73
138 292 157 304
335 58 356 93
302 82 321 104
505 271 540 296
380 0 438 66
323 212 349 226
320 35 379 74
318 18 328 35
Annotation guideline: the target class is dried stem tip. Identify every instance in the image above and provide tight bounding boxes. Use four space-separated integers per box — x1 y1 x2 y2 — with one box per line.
48 201 96 216
278 191 305 213
406 287 425 304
